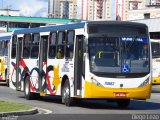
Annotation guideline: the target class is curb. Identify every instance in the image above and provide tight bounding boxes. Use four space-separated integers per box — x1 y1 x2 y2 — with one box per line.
0 107 38 117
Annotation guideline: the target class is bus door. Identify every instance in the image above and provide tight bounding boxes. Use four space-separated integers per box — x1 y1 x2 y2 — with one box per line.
74 35 84 96
39 35 48 95
16 37 23 90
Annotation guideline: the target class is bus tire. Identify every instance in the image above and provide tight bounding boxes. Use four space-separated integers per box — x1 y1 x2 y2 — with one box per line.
5 74 9 87
62 79 74 106
5 70 9 87
24 76 33 100
117 99 130 108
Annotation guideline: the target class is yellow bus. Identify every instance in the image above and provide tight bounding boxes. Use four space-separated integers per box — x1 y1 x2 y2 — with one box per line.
151 39 160 84
0 33 11 86
8 21 151 108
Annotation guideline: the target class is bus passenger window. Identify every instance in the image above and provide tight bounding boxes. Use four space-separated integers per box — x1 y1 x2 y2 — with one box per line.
49 32 57 58
23 47 30 58
31 46 39 58
11 35 17 59
23 34 31 58
31 33 40 59
0 41 4 56
56 32 65 59
65 31 74 59
4 41 8 56
49 46 56 58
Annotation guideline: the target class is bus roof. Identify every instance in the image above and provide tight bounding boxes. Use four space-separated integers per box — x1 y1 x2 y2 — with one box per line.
0 35 11 41
0 32 12 41
13 22 86 35
13 21 148 35
87 20 147 27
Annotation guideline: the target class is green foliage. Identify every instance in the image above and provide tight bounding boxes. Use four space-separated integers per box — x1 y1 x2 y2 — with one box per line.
0 100 32 112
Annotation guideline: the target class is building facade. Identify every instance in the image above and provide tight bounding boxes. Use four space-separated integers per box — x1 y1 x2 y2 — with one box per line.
146 0 160 5
48 0 116 20
81 0 115 21
48 0 77 19
127 8 160 20
48 0 55 18
116 0 145 21
126 0 160 20
0 9 20 16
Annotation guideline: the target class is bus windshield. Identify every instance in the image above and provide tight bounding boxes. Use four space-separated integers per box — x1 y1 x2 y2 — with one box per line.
88 37 149 74
151 42 160 58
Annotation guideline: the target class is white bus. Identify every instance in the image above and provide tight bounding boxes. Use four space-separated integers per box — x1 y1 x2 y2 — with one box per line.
151 39 160 85
8 21 151 108
0 33 11 86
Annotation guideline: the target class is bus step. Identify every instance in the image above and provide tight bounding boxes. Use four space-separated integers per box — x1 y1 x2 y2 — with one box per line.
40 92 46 96
16 88 21 91
0 81 7 85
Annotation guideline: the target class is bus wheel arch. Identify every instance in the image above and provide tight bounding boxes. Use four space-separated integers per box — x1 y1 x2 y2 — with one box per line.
24 75 33 100
61 75 74 106
5 69 9 87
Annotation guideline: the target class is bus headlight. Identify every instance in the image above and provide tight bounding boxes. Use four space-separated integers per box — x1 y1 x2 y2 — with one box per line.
138 78 150 88
91 77 104 87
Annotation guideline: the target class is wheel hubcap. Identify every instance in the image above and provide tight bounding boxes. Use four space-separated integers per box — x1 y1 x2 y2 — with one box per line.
25 83 29 95
64 87 69 101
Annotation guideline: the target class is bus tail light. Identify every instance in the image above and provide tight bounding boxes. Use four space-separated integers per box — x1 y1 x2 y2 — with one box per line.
91 77 104 87
138 77 150 88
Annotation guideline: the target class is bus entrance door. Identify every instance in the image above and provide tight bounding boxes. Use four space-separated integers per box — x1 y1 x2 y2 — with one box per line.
16 37 22 91
74 35 84 96
39 35 48 96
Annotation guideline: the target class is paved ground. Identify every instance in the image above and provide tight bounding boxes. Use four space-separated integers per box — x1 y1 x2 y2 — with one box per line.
0 85 159 120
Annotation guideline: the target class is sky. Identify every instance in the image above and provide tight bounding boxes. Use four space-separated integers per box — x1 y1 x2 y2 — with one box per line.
0 0 48 17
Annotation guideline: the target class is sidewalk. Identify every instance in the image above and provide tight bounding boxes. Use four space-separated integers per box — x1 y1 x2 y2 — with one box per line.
0 107 38 117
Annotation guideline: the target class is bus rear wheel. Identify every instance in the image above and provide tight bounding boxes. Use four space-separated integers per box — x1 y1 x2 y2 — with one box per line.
62 79 74 106
24 76 33 100
5 73 9 87
117 99 130 108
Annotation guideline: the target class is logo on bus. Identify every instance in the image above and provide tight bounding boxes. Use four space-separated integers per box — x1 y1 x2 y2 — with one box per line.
105 82 114 86
62 64 69 72
122 64 130 73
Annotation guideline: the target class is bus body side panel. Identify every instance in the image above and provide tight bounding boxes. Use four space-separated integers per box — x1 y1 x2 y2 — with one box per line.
152 58 160 84
23 58 39 92
46 59 74 96
9 58 17 89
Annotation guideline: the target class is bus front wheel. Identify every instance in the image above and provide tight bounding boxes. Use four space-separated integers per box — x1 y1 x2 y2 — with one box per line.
24 76 33 100
62 79 74 106
116 99 130 108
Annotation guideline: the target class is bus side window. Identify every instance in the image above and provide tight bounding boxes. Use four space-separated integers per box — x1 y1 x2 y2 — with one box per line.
31 33 40 59
56 31 65 59
49 32 57 58
11 35 17 59
66 30 74 59
4 41 9 56
23 34 31 58
0 41 3 56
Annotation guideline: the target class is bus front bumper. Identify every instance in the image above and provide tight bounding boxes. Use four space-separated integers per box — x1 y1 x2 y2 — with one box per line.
84 81 151 100
152 77 160 85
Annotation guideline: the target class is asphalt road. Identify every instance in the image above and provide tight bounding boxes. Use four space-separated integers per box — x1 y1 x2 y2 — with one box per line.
0 85 160 120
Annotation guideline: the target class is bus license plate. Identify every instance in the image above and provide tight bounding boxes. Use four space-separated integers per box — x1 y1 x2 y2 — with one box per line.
115 93 126 97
